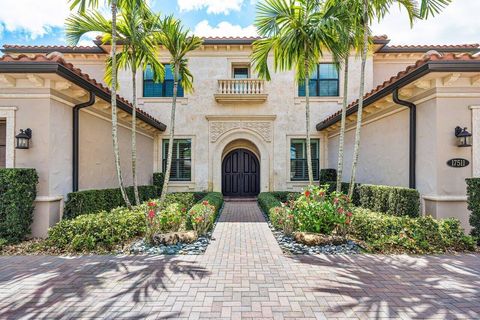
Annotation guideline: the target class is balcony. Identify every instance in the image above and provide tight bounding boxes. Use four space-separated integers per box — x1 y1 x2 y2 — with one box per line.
214 79 268 103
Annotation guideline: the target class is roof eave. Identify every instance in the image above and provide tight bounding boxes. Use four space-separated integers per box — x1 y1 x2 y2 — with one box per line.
0 61 166 131
316 60 480 131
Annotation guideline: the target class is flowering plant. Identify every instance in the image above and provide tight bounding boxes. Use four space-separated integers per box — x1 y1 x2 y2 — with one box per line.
144 200 186 244
189 201 216 235
269 202 295 235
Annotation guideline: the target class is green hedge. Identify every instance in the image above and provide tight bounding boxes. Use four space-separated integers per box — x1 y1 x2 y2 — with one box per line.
359 184 420 217
0 168 38 243
153 172 165 192
63 185 160 219
351 208 476 253
47 206 146 252
466 178 480 241
324 181 361 206
319 169 337 185
258 193 283 216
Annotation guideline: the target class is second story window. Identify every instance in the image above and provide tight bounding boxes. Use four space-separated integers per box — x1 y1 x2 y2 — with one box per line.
298 63 339 97
233 67 249 79
143 64 184 98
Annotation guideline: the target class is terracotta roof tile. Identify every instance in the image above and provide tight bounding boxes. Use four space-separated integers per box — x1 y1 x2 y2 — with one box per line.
0 53 165 130
3 44 98 50
388 43 479 49
318 53 480 128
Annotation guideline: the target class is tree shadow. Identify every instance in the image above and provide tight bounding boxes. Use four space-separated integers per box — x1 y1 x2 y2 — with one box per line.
288 254 480 319
0 255 210 319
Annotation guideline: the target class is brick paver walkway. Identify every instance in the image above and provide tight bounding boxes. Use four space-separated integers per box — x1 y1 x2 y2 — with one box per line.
0 201 479 319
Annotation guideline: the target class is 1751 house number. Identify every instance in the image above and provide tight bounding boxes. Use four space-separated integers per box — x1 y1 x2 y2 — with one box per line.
447 158 470 168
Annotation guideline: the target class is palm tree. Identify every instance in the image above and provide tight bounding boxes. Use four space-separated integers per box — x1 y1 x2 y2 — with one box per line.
324 0 365 192
252 0 344 185
155 16 203 203
68 0 147 208
346 0 451 198
66 3 164 205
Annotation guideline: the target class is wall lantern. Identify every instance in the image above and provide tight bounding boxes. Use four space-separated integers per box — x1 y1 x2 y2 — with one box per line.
15 128 32 149
455 126 472 148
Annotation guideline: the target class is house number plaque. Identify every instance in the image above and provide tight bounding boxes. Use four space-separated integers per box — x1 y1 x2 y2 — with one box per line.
447 158 470 168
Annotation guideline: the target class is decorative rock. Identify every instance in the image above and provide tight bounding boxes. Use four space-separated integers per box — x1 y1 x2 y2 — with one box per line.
153 231 199 245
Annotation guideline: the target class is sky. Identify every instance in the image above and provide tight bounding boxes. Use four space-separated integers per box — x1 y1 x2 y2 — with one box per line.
0 0 478 47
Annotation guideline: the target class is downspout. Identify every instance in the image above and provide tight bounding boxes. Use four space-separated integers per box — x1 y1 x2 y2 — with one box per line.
73 92 96 192
392 89 416 189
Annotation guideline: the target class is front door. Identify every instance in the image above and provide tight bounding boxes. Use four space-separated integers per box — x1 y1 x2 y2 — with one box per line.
222 149 260 197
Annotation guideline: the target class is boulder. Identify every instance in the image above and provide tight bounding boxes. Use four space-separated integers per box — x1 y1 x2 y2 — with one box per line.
153 231 198 245
293 232 346 246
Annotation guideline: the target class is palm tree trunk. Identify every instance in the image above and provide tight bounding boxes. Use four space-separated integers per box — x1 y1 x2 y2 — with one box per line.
305 64 313 185
110 0 132 209
131 49 140 205
348 0 369 198
159 63 179 203
336 55 349 192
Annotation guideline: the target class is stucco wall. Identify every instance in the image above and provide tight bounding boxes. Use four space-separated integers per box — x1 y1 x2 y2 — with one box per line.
78 110 154 190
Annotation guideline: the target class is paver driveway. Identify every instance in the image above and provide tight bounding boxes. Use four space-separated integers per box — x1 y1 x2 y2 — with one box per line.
0 201 479 320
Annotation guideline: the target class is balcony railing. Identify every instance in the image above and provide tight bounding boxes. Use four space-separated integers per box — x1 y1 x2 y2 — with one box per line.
214 79 268 103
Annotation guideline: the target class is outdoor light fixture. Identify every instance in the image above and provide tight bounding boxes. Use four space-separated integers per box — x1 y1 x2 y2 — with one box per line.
455 126 472 148
15 128 32 149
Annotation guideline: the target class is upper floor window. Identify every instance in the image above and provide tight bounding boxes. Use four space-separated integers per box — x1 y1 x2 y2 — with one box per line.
162 139 191 181
233 67 249 79
143 64 184 98
298 63 339 97
290 138 319 181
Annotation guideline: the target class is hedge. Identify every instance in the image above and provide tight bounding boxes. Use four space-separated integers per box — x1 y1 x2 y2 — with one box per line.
187 192 224 229
319 169 337 185
153 172 165 192
466 178 480 241
359 184 420 217
0 168 38 243
351 208 476 253
323 181 361 206
258 192 283 217
63 185 160 219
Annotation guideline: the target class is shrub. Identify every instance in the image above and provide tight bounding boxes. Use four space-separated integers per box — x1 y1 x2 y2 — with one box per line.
0 168 38 243
153 172 165 192
269 205 295 235
466 178 480 241
258 193 282 216
190 201 216 235
350 208 476 253
324 181 361 206
47 206 146 252
319 169 337 185
294 186 353 235
359 184 420 217
160 192 196 212
186 193 224 234
63 185 160 219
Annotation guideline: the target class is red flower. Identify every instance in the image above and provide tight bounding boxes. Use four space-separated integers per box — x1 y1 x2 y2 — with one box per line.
202 201 209 206
304 190 311 198
148 201 156 207
337 207 344 214
148 210 155 219
345 218 351 225
181 207 187 212
334 198 339 204
346 212 353 217
318 191 325 197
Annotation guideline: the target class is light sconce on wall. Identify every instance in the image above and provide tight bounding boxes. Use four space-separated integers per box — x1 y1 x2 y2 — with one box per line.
15 128 32 149
455 126 472 148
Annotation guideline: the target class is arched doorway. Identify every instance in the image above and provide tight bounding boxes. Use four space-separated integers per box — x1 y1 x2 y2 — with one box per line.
222 148 260 197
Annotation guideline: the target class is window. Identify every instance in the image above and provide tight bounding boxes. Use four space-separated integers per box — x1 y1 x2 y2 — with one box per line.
290 139 319 181
143 64 184 97
162 139 191 181
0 121 5 168
298 63 339 97
233 67 249 79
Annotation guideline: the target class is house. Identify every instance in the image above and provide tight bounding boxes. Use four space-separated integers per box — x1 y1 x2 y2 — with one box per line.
0 36 479 236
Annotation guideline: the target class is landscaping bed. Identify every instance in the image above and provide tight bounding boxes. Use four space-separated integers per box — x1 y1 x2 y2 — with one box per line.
259 185 477 255
0 192 224 256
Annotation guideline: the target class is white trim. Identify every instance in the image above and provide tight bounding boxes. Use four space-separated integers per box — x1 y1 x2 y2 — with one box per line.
0 106 17 168
422 195 468 202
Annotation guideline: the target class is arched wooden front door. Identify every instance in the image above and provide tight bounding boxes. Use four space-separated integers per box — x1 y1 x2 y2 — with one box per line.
222 148 260 197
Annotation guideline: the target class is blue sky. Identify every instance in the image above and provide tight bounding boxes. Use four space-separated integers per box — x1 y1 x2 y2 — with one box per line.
0 0 479 47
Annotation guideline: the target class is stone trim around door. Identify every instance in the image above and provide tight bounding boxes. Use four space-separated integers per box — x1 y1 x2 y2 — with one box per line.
0 106 17 168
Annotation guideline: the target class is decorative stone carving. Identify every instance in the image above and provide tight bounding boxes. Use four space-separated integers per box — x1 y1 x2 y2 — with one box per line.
209 120 273 142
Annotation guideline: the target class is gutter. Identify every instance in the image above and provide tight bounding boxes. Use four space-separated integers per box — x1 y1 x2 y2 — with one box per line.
72 92 96 192
393 89 416 189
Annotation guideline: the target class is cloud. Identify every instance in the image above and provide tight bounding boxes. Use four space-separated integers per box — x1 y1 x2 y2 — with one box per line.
193 20 257 37
177 0 244 14
0 0 71 39
372 0 480 45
